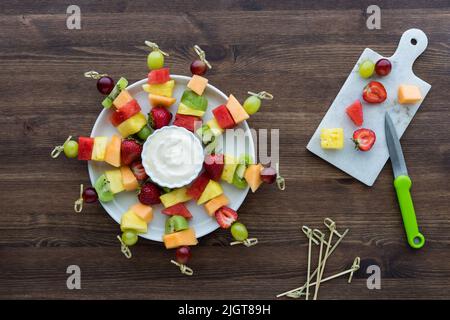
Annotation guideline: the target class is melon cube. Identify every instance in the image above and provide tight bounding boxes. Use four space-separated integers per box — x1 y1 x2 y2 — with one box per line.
117 113 147 137
148 94 176 108
173 113 202 133
148 68 170 85
226 94 249 124
204 194 229 216
142 80 175 97
113 90 133 109
244 163 263 193
163 228 198 249
320 128 344 149
212 104 235 129
398 84 422 104
121 210 147 233
187 75 208 96
91 137 108 161
104 135 121 167
120 166 139 191
160 187 192 208
78 137 94 160
105 169 124 194
130 203 153 223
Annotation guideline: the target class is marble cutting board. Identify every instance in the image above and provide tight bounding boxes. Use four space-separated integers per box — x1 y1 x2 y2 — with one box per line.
306 29 431 186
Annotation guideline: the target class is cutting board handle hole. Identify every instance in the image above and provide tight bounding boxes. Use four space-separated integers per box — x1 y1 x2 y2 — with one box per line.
410 38 418 45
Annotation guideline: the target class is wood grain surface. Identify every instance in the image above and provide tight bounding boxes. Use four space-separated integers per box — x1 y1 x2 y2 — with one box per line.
0 0 449 300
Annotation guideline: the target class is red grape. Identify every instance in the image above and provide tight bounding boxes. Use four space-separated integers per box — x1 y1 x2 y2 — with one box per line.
82 187 98 203
97 76 115 95
190 60 207 76
375 58 392 76
261 167 276 184
175 246 191 265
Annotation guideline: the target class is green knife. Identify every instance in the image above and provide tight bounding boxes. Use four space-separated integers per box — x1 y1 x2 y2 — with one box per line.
385 112 425 249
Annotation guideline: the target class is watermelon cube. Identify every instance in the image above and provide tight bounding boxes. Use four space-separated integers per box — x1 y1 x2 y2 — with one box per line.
148 68 170 85
78 136 94 160
346 100 363 126
173 113 202 132
212 104 235 129
181 90 208 111
110 99 142 127
186 172 210 200
162 203 193 219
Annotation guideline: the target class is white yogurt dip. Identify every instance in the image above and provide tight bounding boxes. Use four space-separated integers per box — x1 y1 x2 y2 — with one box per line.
141 126 204 188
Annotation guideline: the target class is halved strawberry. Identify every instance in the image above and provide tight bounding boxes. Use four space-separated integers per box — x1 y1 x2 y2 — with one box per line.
352 128 376 151
130 160 148 182
215 206 238 229
162 203 193 219
345 100 363 126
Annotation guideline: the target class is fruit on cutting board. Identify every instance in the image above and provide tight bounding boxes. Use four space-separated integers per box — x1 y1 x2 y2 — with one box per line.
363 81 387 104
130 203 153 223
181 90 208 112
110 99 141 127
113 89 134 109
178 103 205 117
121 210 147 233
120 166 139 191
320 128 344 150
165 215 189 234
117 113 147 137
91 137 108 161
212 104 235 129
398 84 422 104
163 228 198 249
139 182 162 205
231 222 248 241
160 187 192 208
243 95 261 115
187 75 208 96
121 139 142 165
148 94 176 108
221 155 238 184
197 180 223 205
63 140 78 158
94 174 114 202
204 194 229 216
345 100 364 126
149 106 172 129
352 128 376 151
226 94 249 124
148 68 170 84
162 203 193 219
204 153 224 181
215 206 238 229
143 80 175 97
104 135 121 167
206 118 224 137
358 59 375 78
375 58 392 76
186 172 210 200
78 137 94 160
130 160 148 182
102 77 128 108
173 113 201 132
244 163 263 192
105 169 124 194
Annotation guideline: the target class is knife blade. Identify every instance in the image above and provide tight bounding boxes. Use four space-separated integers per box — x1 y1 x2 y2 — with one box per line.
385 112 425 249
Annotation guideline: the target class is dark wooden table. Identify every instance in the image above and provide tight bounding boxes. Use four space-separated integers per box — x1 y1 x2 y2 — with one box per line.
1 0 449 300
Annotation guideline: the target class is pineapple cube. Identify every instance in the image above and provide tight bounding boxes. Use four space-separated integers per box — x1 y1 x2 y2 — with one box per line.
197 180 223 205
320 128 344 149
221 155 239 184
121 210 147 233
91 136 108 161
207 118 224 137
142 80 175 97
187 75 208 96
160 187 192 208
117 113 147 137
105 169 124 194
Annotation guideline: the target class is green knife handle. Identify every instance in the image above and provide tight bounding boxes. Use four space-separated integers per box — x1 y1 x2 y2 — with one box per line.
394 175 425 249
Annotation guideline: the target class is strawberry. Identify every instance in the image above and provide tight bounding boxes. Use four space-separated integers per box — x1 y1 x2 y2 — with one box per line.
138 182 161 205
121 139 142 165
204 153 224 181
149 106 172 129
215 206 238 229
130 160 148 182
352 128 376 151
162 203 193 219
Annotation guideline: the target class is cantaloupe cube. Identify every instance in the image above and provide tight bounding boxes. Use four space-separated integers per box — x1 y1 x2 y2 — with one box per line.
398 85 422 104
197 180 223 205
91 137 108 161
226 94 249 124
178 102 205 117
187 75 208 96
104 135 121 167
113 90 133 109
163 228 198 249
142 80 175 97
207 118 224 136
130 203 153 223
117 113 147 137
320 128 344 149
160 187 192 208
244 163 263 193
148 94 176 108
121 210 147 233
204 194 229 216
120 166 139 191
105 169 124 194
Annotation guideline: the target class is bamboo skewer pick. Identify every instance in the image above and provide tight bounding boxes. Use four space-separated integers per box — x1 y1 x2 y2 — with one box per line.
301 226 315 300
314 220 336 299
312 229 325 300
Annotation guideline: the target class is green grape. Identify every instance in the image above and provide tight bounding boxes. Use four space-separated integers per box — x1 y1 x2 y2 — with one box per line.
121 230 138 246
63 140 78 158
358 60 375 78
147 51 164 70
137 125 152 141
231 222 248 241
243 96 261 115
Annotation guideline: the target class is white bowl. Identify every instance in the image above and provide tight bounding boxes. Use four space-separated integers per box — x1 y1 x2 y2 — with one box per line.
141 126 204 188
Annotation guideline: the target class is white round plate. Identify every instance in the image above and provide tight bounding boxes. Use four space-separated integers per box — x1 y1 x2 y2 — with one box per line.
88 75 255 242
